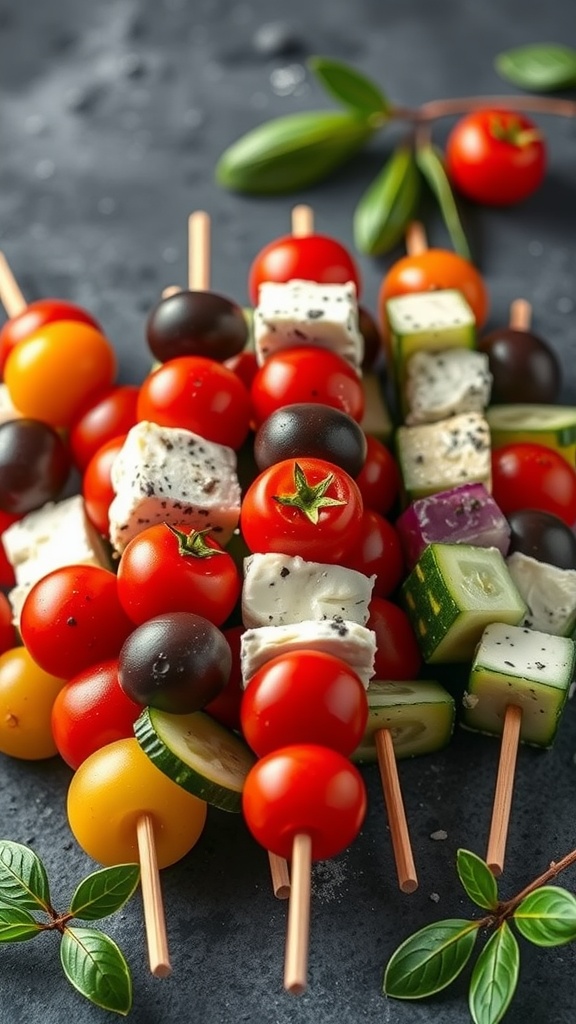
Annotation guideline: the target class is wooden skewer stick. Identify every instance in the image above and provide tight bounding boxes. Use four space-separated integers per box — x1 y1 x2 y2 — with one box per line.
268 852 291 901
283 833 312 994
0 252 27 317
486 703 523 877
509 298 532 332
161 285 181 299
375 730 418 893
136 814 172 977
405 221 428 257
188 211 210 291
291 204 315 238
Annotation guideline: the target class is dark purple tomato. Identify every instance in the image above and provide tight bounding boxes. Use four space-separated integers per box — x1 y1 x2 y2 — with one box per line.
253 403 367 478
118 612 231 713
507 508 576 570
0 418 71 514
358 305 384 373
478 327 561 404
146 290 248 363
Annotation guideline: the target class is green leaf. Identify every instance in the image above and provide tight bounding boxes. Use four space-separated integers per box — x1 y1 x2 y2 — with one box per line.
68 865 140 922
0 841 51 912
308 56 390 117
456 849 499 911
514 885 576 946
216 111 375 194
495 44 576 92
469 923 519 1024
384 919 479 999
0 904 42 943
60 927 132 1016
353 145 421 256
416 144 471 260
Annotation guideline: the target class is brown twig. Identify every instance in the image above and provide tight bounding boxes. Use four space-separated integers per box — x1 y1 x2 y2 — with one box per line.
391 95 576 124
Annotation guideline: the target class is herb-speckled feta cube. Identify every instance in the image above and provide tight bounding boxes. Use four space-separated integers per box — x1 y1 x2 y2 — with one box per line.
405 348 492 425
396 413 492 502
240 619 376 687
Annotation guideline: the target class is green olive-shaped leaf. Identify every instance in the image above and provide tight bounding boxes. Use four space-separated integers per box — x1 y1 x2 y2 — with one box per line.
416 144 471 260
457 849 499 910
469 922 519 1024
354 145 420 256
0 841 51 912
60 927 132 1016
68 865 140 922
216 111 375 194
384 919 479 999
308 56 390 117
0 905 42 943
514 885 576 946
495 44 576 91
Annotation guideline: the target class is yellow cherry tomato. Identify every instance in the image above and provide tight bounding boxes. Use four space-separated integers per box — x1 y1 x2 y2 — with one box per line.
4 320 116 429
0 646 66 759
67 738 207 867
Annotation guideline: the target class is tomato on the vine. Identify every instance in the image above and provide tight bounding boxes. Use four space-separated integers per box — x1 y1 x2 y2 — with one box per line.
70 385 139 471
250 347 365 427
248 234 361 306
0 299 101 377
379 249 489 329
241 457 363 563
367 597 422 680
341 509 404 598
491 443 576 526
82 434 127 536
446 109 546 207
354 434 400 516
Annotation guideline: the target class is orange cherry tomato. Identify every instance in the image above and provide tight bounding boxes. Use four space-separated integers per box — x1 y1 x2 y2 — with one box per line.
0 646 66 760
0 299 100 377
378 249 489 333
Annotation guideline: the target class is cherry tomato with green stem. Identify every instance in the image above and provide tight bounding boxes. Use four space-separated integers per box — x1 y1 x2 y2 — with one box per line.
491 443 576 526
70 385 139 471
341 509 404 598
248 234 361 307
250 347 365 427
367 597 422 680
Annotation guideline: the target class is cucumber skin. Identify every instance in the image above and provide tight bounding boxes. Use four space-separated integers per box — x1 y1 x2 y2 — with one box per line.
134 710 248 814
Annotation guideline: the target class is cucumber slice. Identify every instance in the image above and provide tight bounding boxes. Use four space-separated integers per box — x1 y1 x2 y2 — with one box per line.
402 543 527 663
135 708 256 813
486 403 576 466
352 680 455 763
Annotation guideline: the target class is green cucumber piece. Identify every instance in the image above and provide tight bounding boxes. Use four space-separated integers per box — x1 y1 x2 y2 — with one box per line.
402 543 527 663
135 708 256 812
352 680 455 763
486 403 576 464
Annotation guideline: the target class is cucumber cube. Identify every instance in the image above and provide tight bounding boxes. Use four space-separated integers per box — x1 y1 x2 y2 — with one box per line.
462 622 575 747
352 680 455 763
402 543 527 663
486 403 576 468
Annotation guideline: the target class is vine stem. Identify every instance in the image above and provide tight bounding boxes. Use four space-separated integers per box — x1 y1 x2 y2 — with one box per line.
497 847 576 921
390 94 576 124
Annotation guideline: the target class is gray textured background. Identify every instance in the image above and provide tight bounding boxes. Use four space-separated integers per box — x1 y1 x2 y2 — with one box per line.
1 1 576 1022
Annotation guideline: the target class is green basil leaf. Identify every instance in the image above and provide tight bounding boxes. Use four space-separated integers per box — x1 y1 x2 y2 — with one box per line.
60 926 132 1016
68 865 140 922
0 841 51 912
353 145 420 256
456 849 499 911
495 44 576 92
469 923 519 1024
416 144 471 260
384 919 479 999
308 56 390 117
216 111 375 194
514 885 576 946
0 904 42 943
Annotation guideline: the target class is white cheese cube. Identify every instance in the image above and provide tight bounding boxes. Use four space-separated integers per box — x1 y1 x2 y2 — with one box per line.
406 349 492 425
108 421 241 552
240 619 376 688
507 551 576 636
253 279 363 373
396 413 492 501
242 552 374 628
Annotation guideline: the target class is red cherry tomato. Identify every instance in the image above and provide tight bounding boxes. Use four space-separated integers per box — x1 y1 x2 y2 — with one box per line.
0 508 19 588
70 385 139 471
51 659 142 770
341 509 404 598
0 592 16 655
379 250 489 330
355 435 400 516
240 457 364 563
250 347 365 427
137 356 251 449
241 651 368 757
491 443 576 526
367 597 422 680
243 743 367 861
117 523 241 627
204 625 244 732
248 234 361 306
446 109 546 207
224 350 259 391
82 434 127 536
0 299 100 377
19 565 134 680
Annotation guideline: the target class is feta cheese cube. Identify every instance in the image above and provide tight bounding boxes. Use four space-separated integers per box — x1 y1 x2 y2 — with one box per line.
507 551 576 636
405 348 492 425
396 413 492 502
240 619 376 688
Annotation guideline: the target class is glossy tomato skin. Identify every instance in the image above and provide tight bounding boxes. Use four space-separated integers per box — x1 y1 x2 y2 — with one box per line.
367 597 422 680
0 647 66 760
341 509 404 598
51 658 142 770
204 625 244 732
354 434 400 516
491 443 576 526
82 434 127 536
446 109 546 206
70 386 139 471
241 651 368 757
250 347 365 427
240 457 364 563
136 355 251 449
0 299 100 377
0 509 19 588
379 249 489 329
0 593 16 655
20 565 134 680
242 743 367 861
116 523 241 627
248 234 361 306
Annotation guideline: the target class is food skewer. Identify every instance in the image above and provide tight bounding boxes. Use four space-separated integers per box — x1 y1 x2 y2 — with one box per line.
0 252 27 317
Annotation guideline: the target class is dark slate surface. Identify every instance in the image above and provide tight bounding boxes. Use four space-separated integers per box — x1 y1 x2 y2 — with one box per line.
1 1 576 1022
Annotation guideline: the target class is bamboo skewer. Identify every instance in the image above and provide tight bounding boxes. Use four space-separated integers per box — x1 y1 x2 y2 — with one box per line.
405 221 428 257
0 252 27 317
375 730 418 893
486 704 523 876
509 298 532 332
136 814 172 977
283 833 312 995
